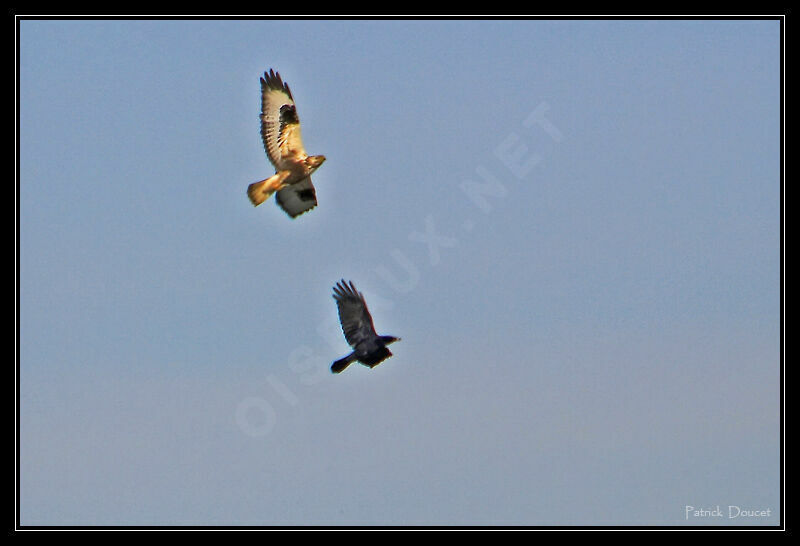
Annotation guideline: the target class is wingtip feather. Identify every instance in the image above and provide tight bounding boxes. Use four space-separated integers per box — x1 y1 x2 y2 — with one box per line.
261 68 293 100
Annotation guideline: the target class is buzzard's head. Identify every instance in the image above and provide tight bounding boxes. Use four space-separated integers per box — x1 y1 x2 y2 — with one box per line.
305 155 326 172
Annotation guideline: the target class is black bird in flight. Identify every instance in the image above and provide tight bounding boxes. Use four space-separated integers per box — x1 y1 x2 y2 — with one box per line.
331 280 401 373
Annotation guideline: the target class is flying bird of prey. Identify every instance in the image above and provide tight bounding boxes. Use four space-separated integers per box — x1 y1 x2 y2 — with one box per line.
247 69 326 218
331 280 401 374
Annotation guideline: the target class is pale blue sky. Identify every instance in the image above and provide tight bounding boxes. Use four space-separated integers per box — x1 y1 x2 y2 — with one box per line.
18 18 781 526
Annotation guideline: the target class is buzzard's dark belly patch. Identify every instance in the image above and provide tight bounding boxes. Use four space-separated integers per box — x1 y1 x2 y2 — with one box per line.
296 188 316 201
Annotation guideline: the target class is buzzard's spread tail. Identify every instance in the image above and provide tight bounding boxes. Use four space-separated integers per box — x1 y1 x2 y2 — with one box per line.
247 171 290 207
331 353 357 374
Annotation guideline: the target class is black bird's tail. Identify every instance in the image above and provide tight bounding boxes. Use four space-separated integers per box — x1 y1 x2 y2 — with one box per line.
331 353 357 374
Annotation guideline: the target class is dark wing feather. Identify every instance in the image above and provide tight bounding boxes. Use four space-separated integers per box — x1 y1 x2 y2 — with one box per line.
275 177 317 218
361 347 393 368
333 280 378 348
260 69 306 168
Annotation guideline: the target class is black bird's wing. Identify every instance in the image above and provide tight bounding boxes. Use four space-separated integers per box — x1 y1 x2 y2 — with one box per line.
332 280 378 348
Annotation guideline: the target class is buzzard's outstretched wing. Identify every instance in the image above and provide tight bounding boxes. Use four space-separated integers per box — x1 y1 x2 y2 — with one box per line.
260 69 306 168
275 177 317 218
333 280 378 348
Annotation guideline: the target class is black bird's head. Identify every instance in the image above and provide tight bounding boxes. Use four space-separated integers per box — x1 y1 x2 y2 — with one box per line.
380 335 401 346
